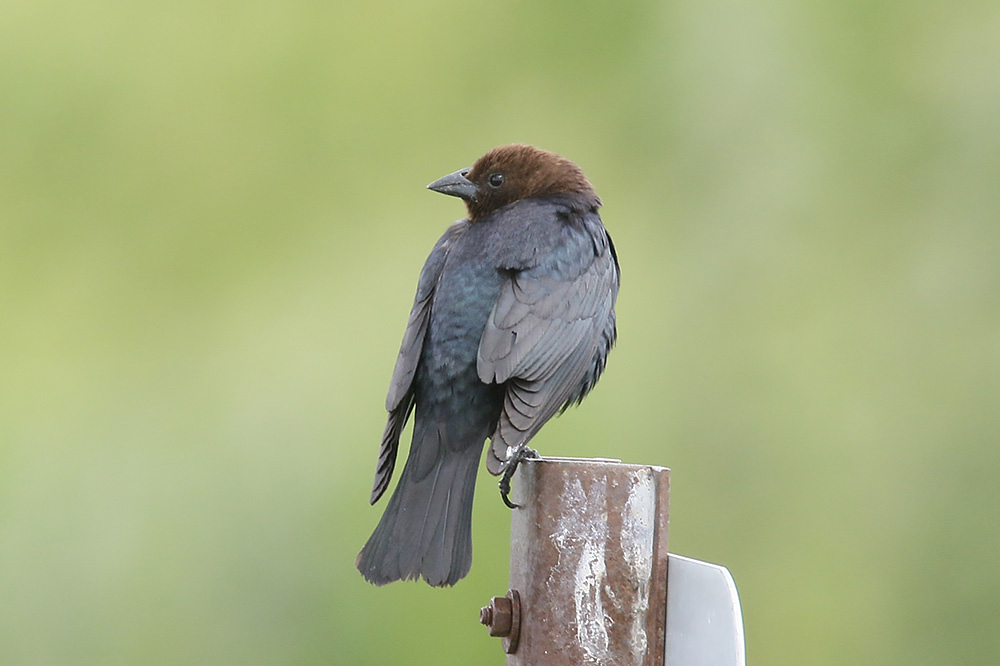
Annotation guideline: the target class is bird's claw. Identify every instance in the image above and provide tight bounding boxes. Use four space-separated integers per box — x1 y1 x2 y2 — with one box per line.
499 474 518 509
499 446 539 509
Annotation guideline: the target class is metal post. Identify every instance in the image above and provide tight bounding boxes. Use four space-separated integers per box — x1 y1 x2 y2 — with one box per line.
481 457 670 665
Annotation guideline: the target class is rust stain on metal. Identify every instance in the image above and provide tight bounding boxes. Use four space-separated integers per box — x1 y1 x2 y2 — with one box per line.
491 457 670 666
549 475 611 662
622 468 659 661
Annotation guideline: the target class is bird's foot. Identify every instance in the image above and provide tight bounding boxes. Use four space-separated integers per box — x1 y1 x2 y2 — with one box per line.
499 446 540 509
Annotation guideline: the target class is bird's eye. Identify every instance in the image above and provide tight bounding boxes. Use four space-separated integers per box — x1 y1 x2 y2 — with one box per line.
488 173 505 188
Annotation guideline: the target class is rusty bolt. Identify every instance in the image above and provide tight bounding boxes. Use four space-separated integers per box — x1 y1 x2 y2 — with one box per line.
479 588 521 653
480 596 512 636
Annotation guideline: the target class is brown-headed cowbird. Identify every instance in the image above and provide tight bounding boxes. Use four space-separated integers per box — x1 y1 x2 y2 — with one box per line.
356 144 619 586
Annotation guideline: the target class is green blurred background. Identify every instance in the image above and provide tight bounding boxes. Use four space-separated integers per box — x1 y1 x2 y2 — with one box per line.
2 1 998 664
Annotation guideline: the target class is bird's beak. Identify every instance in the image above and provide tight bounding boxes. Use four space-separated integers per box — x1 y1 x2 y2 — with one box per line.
427 169 478 201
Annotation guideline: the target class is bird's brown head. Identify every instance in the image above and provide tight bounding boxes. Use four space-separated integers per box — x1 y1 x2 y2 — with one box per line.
427 144 598 221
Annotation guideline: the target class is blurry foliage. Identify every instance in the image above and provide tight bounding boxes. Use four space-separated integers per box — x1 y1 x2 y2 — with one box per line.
1 1 999 664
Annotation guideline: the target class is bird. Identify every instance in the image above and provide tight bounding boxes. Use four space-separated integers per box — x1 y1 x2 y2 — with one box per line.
356 144 620 586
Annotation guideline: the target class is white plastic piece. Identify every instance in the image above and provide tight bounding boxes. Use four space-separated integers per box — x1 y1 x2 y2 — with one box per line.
664 554 746 666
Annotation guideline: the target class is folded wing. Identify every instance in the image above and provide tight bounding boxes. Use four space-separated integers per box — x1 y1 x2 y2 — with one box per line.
478 227 618 475
370 221 468 503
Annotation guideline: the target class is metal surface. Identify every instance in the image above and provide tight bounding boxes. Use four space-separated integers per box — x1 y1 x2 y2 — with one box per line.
664 554 746 666
500 457 670 665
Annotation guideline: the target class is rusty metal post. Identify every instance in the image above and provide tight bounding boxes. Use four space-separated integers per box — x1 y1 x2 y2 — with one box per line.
483 457 670 665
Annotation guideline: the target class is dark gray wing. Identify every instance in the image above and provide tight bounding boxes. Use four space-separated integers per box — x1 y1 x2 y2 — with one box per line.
478 222 619 475
370 220 468 503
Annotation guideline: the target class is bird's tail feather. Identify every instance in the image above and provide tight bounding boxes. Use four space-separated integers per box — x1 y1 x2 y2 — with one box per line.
356 424 482 587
